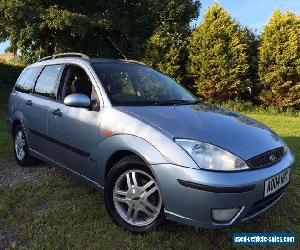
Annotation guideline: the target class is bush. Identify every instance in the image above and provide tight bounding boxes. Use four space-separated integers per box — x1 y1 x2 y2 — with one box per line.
259 10 300 109
218 99 254 113
0 60 24 110
188 4 255 103
218 99 299 116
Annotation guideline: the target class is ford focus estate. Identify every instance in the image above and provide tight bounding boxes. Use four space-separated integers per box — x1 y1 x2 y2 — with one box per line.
7 53 295 233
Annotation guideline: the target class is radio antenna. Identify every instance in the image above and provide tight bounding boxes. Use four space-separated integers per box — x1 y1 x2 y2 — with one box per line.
107 36 128 60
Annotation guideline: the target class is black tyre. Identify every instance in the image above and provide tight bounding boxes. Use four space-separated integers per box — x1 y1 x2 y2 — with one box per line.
13 125 36 166
104 155 165 233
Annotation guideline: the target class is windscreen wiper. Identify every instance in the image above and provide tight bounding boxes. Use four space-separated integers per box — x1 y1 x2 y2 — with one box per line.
153 99 201 106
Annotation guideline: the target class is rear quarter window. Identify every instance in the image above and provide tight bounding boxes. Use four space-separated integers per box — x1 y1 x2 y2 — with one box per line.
34 64 62 98
15 66 43 93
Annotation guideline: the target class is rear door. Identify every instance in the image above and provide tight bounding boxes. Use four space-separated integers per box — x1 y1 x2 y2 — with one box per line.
27 64 63 156
14 66 43 150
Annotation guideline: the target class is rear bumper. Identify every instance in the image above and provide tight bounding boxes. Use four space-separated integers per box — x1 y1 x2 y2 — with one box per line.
151 151 295 228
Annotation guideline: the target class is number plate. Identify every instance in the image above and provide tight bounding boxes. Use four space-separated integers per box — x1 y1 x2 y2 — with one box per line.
264 168 290 197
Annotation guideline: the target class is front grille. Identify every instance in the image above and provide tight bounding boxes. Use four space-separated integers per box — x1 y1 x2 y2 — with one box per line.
246 147 285 169
245 187 286 218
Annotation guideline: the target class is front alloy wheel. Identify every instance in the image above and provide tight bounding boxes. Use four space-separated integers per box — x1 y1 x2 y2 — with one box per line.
104 156 165 233
113 169 162 227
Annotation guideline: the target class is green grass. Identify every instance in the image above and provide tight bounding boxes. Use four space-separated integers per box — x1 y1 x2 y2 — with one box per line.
0 113 299 249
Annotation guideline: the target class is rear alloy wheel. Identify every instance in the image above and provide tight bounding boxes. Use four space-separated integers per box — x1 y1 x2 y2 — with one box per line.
15 129 26 161
104 156 165 233
13 125 36 166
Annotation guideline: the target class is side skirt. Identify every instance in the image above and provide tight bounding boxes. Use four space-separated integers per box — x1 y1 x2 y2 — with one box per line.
30 149 104 191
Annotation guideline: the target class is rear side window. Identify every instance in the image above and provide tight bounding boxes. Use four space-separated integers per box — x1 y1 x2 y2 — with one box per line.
34 64 62 98
15 67 42 93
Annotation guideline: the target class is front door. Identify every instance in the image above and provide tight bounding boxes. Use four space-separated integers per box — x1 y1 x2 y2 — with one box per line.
47 64 101 181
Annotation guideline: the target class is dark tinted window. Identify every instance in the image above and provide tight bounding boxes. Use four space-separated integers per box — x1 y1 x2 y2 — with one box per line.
34 64 62 98
15 67 42 93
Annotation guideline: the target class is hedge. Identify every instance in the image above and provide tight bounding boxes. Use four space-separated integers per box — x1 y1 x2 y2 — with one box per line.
0 61 24 110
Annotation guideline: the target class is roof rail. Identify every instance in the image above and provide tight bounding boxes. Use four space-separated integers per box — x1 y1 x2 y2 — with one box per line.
38 52 90 62
118 59 146 66
37 55 53 62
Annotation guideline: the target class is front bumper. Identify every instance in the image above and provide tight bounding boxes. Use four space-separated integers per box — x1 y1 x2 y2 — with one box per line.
151 151 295 228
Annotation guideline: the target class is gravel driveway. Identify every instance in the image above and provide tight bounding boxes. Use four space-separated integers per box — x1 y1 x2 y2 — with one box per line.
0 157 78 190
0 157 52 189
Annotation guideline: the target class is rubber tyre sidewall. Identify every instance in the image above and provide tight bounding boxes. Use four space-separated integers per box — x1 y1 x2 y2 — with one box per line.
104 156 165 234
13 125 35 166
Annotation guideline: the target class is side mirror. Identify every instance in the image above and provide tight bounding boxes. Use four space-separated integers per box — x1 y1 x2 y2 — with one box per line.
64 93 91 108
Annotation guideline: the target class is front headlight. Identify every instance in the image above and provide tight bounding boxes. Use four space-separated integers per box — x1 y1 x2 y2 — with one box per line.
175 139 249 171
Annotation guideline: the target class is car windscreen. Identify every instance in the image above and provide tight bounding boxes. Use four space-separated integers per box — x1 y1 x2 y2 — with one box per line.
92 62 197 106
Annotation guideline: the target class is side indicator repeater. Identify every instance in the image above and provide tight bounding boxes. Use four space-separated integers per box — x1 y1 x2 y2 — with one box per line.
103 130 113 137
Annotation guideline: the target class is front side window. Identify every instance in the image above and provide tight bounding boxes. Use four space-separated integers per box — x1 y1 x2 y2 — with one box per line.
58 64 100 110
34 64 62 98
92 62 196 106
15 66 43 93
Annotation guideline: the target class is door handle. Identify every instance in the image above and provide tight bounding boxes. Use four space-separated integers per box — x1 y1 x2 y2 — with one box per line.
52 109 62 117
25 100 32 106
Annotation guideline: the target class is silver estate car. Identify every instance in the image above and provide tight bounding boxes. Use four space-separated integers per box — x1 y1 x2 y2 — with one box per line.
7 53 295 233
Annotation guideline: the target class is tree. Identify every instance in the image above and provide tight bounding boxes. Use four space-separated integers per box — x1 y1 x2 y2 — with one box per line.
0 0 107 61
188 4 254 102
259 10 300 109
0 0 181 62
241 27 260 102
144 0 200 83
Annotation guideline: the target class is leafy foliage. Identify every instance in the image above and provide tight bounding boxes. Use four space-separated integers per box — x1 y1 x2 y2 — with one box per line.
188 4 255 102
217 99 299 116
259 10 300 109
0 60 24 85
242 28 260 102
0 0 183 62
144 0 200 84
0 60 24 109
1 1 299 111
